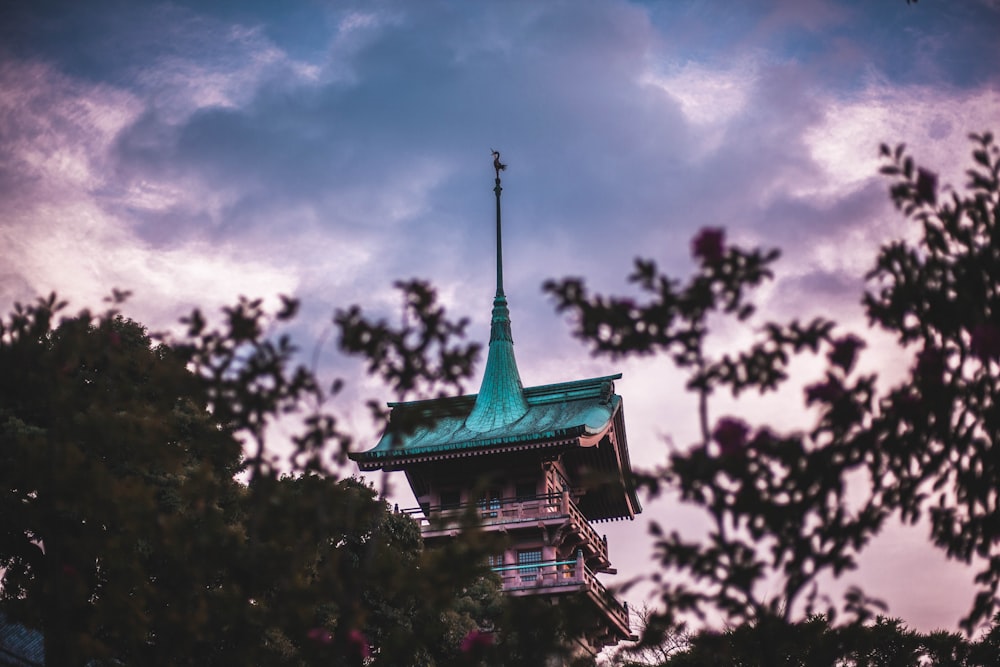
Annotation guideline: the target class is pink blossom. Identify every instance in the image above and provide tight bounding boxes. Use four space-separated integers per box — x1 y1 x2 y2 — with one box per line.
970 323 1000 361
691 227 725 263
712 417 749 456
460 629 494 653
306 627 333 644
347 629 371 659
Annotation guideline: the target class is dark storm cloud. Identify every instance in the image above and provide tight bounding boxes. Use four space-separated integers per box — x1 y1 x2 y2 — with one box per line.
86 1 697 300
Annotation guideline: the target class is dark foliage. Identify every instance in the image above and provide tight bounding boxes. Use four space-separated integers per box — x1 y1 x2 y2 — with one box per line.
0 286 553 666
545 133 1000 637
619 614 1000 666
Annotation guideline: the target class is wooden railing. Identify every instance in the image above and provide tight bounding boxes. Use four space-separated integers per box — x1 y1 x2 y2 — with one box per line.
492 553 629 631
402 492 609 562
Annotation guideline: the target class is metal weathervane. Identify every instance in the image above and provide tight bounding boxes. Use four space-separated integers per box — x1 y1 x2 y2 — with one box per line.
492 149 507 179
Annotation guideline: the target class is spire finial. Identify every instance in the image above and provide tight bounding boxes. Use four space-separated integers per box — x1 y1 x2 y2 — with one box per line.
491 149 506 297
465 149 528 433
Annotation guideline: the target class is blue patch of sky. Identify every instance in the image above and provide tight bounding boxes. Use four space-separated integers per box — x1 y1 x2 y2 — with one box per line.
635 0 998 91
169 0 335 62
1 1 158 83
854 3 1000 89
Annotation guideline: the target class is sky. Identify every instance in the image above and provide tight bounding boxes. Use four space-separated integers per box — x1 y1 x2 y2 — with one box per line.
2 0 999 636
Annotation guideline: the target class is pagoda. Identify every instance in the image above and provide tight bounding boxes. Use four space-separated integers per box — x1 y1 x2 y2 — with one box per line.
350 153 641 656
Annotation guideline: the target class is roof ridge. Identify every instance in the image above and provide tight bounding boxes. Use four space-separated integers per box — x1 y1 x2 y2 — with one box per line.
386 373 623 410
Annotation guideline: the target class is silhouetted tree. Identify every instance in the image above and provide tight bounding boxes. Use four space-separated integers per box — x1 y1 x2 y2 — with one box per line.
0 287 540 665
545 132 1000 638
623 614 1000 667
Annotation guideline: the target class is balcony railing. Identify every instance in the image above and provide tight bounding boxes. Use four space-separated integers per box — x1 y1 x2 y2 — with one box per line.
491 553 630 632
402 492 609 562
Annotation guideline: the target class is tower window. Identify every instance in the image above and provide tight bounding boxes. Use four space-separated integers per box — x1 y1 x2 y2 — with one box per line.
479 488 502 517
518 548 542 582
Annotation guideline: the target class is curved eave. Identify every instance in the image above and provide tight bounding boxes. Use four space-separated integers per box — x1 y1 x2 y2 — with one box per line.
609 399 642 516
353 427 586 471
355 435 581 471
568 401 642 521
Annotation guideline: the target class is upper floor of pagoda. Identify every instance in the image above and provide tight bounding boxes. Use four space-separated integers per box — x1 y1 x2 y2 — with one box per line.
348 150 642 522
352 373 640 521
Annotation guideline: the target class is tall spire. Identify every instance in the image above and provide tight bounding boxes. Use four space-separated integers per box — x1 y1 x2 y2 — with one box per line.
465 151 529 433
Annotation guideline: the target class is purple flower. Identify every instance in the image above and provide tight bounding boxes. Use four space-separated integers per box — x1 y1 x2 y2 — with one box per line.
712 417 749 456
306 627 333 645
346 629 371 659
692 227 725 263
970 323 1000 362
461 629 494 653
916 168 937 206
828 335 865 373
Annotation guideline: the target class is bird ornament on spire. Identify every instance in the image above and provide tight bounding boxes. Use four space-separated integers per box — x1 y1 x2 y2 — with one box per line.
492 149 507 178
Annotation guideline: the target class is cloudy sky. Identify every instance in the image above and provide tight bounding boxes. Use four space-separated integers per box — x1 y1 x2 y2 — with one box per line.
3 0 999 634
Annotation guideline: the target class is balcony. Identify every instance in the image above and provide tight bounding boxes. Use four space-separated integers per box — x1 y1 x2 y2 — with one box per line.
402 492 610 566
492 553 632 640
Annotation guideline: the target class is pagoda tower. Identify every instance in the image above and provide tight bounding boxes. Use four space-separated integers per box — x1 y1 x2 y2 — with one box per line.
350 154 641 657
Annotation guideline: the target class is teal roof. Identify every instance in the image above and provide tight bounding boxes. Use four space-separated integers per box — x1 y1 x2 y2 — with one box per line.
351 374 622 467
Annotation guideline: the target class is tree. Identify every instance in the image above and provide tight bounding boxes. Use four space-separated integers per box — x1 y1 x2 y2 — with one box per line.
606 604 691 666
0 302 245 665
630 614 1000 667
223 473 510 667
0 287 549 665
544 132 1000 638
